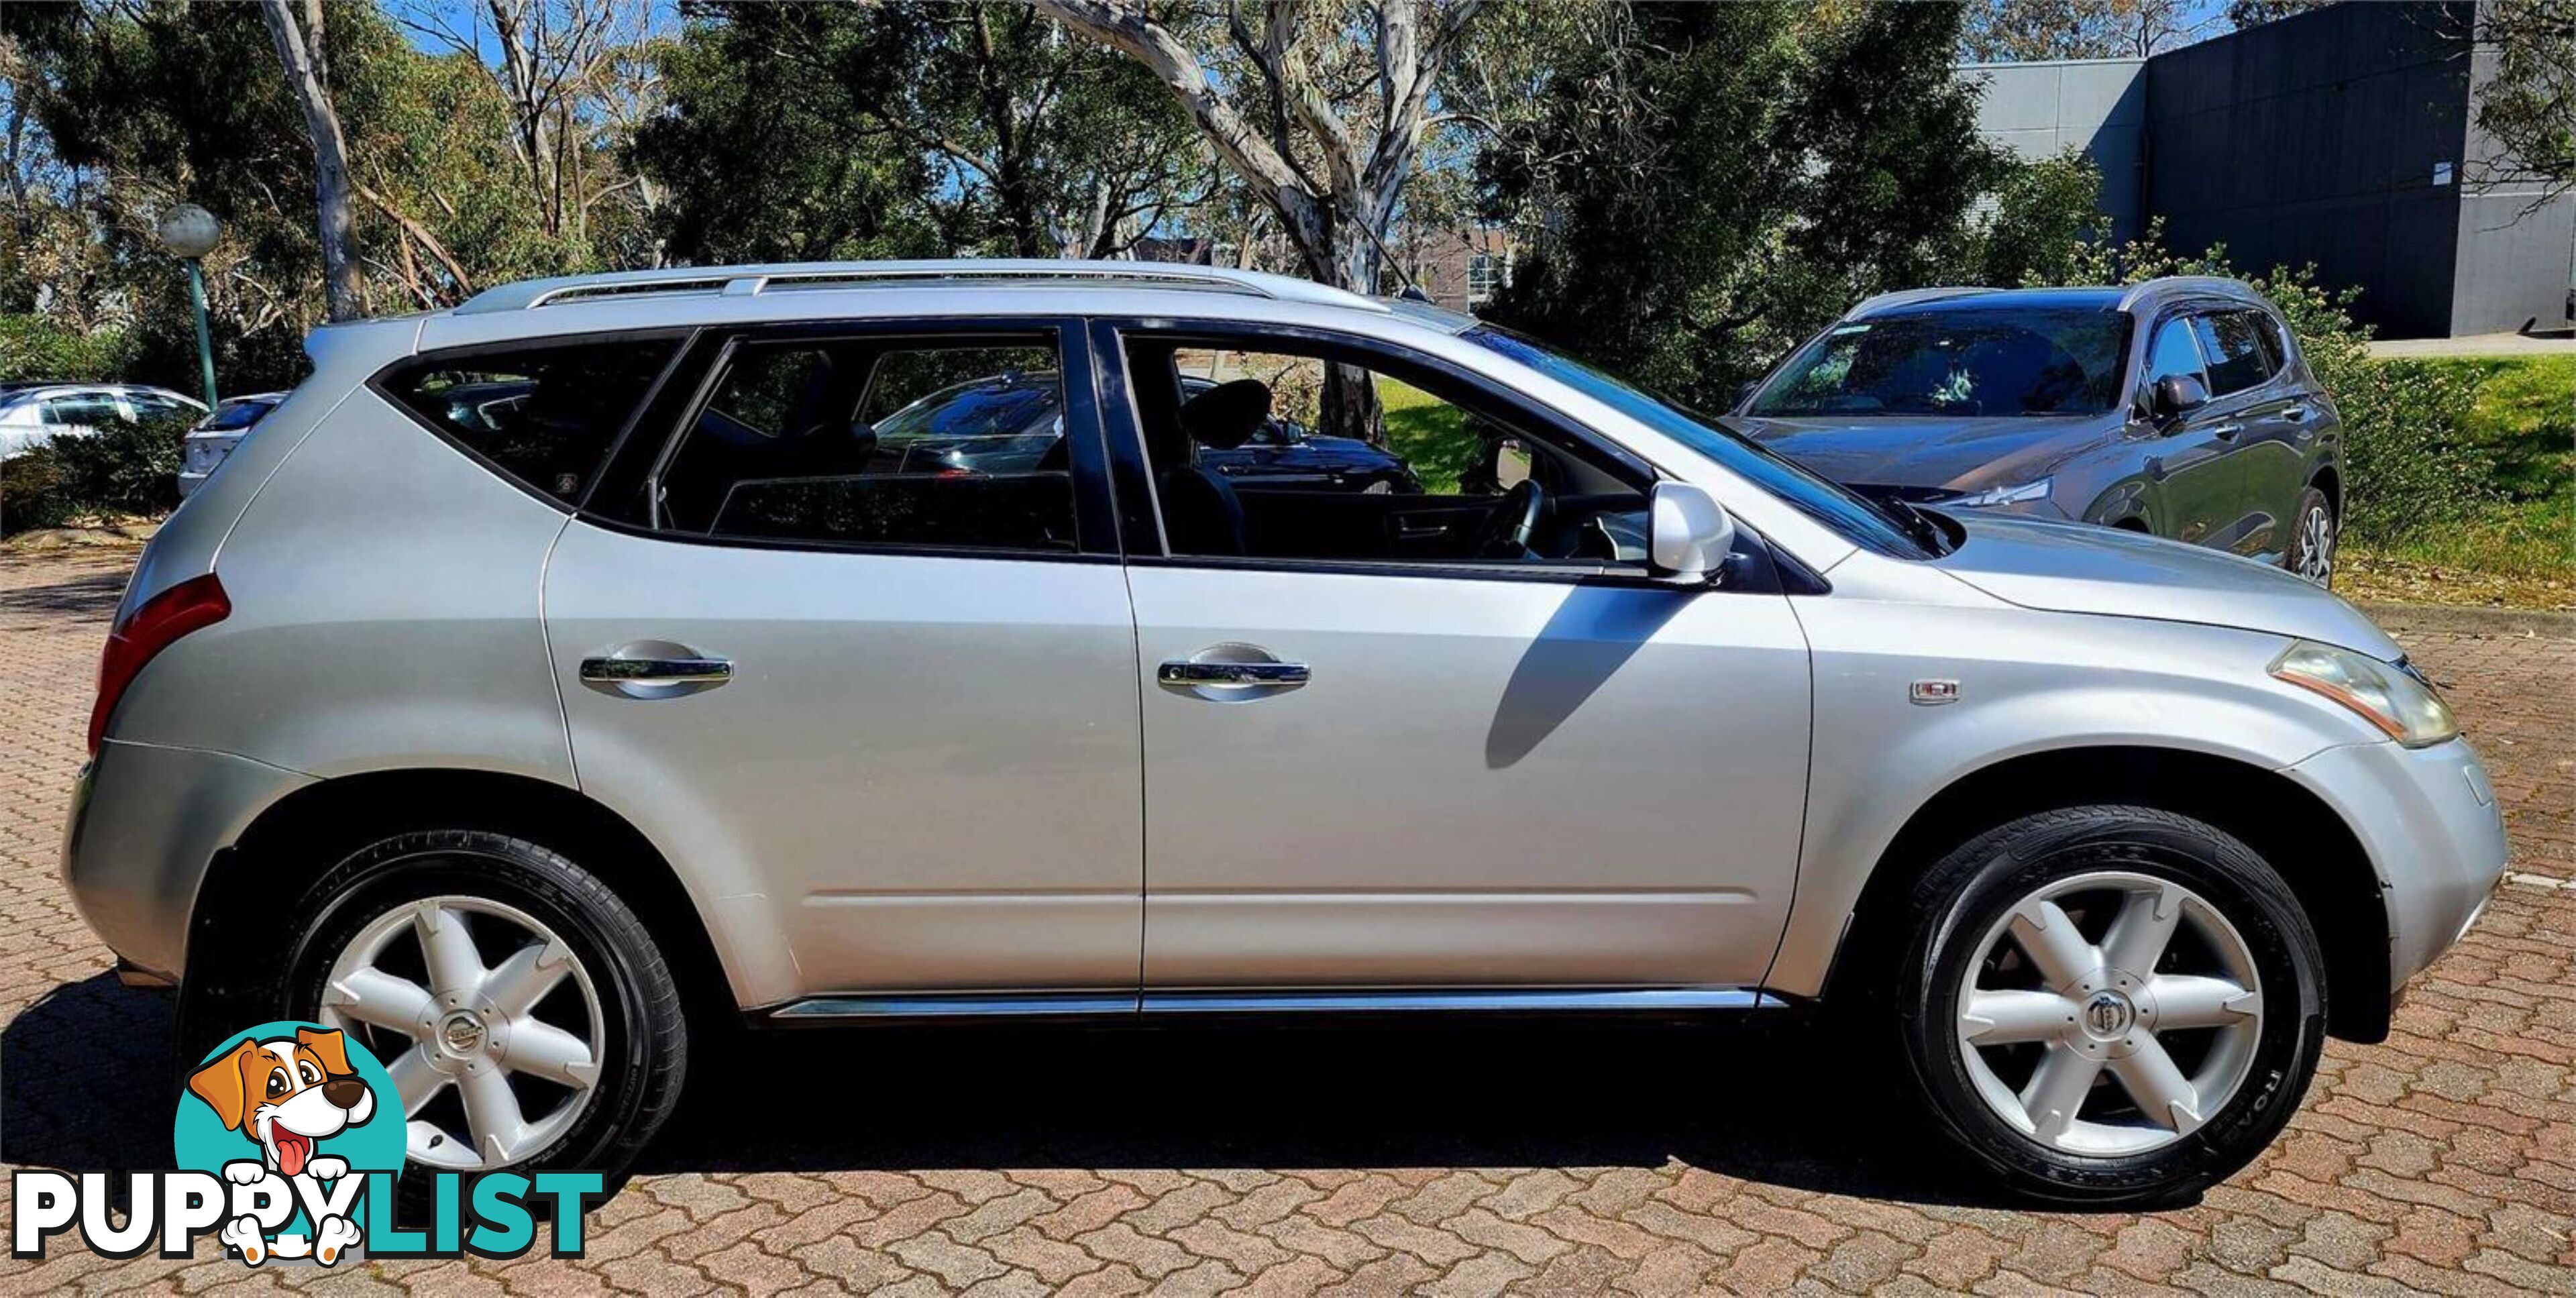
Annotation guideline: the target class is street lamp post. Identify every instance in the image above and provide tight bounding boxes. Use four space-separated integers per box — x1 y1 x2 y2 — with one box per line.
156 203 221 411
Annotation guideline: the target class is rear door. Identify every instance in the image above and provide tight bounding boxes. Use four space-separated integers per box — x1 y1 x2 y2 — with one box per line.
541 319 1145 1003
2192 309 2307 561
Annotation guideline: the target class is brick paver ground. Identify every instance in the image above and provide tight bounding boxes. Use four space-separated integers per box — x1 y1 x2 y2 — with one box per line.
3 548 2571 1295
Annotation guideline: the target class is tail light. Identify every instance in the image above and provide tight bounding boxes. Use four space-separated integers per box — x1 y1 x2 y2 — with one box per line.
89 572 229 753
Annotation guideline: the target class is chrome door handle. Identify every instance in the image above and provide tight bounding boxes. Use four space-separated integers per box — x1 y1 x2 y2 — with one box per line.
1157 659 1310 687
580 645 733 699
2279 404 2310 423
581 655 732 685
2209 423 2243 441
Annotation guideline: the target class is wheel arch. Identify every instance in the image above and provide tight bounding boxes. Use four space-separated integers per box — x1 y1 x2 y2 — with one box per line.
2308 463 2343 519
182 768 741 1056
1826 745 2391 1042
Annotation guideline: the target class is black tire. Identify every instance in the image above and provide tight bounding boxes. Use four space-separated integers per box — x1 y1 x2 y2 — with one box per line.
2286 485 2336 586
1886 806 2325 1207
280 830 686 1199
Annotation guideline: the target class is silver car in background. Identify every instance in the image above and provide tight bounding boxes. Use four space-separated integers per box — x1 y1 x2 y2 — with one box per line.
176 392 288 497
0 382 204 460
63 262 2504 1205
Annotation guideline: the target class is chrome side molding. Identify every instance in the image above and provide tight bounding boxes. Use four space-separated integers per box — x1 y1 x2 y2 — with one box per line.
765 987 1782 1020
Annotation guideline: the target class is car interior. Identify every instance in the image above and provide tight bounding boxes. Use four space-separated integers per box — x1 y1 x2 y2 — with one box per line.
1120 337 1653 566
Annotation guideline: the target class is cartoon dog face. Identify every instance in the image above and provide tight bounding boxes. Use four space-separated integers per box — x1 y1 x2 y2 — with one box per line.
186 1028 376 1177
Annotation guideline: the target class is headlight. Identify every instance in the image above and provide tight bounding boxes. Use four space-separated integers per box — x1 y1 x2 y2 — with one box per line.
2270 641 2459 747
1944 477 2052 508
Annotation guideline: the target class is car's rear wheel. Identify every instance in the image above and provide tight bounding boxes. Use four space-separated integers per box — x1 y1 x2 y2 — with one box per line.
1889 806 2324 1205
283 830 686 1192
2287 486 2335 586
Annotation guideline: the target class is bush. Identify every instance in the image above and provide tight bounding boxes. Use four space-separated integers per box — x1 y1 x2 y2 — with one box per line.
0 411 192 535
0 315 133 384
2036 223 2496 547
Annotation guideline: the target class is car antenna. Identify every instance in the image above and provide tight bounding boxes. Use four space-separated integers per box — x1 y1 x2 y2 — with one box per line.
1350 219 1434 303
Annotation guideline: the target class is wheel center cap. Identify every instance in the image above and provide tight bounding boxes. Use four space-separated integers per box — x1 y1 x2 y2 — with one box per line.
2080 989 2137 1041
437 1011 486 1055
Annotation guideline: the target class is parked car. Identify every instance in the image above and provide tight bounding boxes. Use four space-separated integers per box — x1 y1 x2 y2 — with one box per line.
0 383 205 460
176 392 288 497
869 369 1419 492
69 261 2501 1207
1733 278 2345 584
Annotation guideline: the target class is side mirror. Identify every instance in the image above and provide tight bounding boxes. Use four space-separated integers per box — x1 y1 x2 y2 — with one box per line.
1648 482 1735 584
2149 374 2209 423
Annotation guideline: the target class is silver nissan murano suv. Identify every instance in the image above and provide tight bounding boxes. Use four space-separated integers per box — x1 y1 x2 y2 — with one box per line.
65 262 2506 1205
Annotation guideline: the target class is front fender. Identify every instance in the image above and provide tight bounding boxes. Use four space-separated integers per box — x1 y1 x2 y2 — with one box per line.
1767 592 2381 997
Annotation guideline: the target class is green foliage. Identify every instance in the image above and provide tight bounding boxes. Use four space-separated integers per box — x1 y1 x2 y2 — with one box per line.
2044 222 2498 547
1482 1 2012 411
1379 378 1475 496
0 313 130 382
1960 150 2112 288
0 410 190 534
2471 0 2573 199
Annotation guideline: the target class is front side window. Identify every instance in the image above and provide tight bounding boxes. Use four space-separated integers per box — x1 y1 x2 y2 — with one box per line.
2142 317 2208 391
2191 310 2277 396
645 334 1074 552
384 339 676 502
41 394 124 428
1748 308 2129 418
1124 334 1646 566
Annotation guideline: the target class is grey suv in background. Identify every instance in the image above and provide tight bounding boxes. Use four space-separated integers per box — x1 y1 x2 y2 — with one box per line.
64 262 2500 1206
1735 278 2345 584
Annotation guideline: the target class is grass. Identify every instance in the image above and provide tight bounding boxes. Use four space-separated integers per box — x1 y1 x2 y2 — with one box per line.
2338 356 2574 611
1379 376 1476 494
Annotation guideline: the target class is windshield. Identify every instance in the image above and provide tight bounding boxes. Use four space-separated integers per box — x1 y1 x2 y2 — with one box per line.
1749 307 2129 418
1462 326 1939 559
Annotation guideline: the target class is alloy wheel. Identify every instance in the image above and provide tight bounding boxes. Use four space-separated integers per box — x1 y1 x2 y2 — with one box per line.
319 895 606 1171
1954 871 2264 1158
2296 504 2334 584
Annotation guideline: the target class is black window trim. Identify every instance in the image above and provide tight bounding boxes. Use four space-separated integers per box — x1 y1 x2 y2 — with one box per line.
366 325 699 515
1087 316 1795 594
597 315 1121 561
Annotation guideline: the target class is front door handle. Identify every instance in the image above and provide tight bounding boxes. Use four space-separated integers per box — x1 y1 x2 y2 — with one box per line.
1157 659 1310 688
2208 423 2243 441
2279 404 2310 423
581 642 732 698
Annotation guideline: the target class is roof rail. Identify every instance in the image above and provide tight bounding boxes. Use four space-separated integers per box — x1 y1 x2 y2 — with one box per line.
453 259 1387 315
1845 286 1995 319
2116 275 2260 311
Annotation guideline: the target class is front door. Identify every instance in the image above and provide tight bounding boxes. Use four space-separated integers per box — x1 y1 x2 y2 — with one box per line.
2137 313 2245 546
1102 323 1813 992
545 320 1144 1000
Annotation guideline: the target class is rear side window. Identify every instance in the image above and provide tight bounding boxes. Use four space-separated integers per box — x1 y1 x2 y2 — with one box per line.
383 340 676 502
639 334 1075 553
2190 311 2277 396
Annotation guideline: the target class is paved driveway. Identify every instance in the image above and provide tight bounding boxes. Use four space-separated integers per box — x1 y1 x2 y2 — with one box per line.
2 550 2571 1295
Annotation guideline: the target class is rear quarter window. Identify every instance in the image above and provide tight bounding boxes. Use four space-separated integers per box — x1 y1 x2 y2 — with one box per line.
380 339 677 502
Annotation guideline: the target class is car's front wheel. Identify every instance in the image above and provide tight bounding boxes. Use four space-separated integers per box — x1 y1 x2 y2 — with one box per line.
1890 806 2325 1205
283 830 686 1189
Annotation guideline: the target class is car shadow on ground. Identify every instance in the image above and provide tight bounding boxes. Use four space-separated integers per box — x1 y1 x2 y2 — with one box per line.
1 977 2102 1213
0 567 127 620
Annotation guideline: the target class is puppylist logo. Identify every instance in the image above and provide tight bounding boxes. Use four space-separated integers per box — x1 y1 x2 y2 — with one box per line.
11 1020 604 1265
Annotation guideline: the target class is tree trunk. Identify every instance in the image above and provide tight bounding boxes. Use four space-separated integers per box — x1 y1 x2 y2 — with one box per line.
258 0 364 321
1315 213 1385 443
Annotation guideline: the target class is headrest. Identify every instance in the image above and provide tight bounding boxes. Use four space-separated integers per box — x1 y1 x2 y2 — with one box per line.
1178 378 1271 451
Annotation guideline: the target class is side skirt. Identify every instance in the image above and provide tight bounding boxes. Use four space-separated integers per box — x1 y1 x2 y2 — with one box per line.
761 987 1786 1022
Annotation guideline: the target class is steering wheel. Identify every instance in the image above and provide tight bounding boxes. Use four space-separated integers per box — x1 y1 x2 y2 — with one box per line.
1475 480 1550 559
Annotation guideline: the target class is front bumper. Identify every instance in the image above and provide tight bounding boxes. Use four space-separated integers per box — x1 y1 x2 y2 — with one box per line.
2283 737 2509 991
60 739 313 982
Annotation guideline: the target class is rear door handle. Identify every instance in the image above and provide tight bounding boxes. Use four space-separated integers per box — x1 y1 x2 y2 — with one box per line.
581 645 733 698
1157 659 1310 688
2209 423 2243 441
2279 404 2310 423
